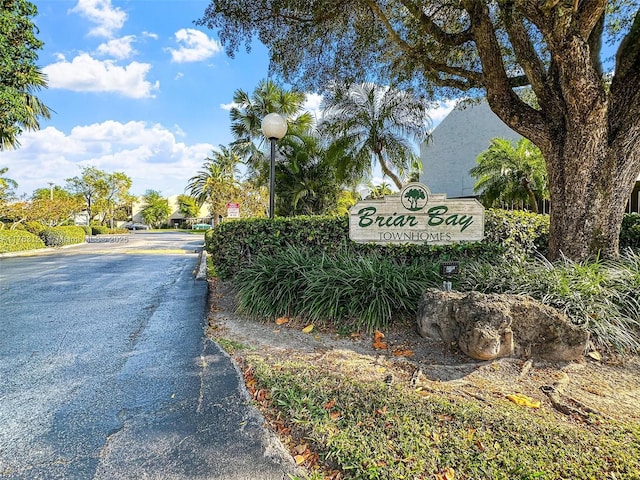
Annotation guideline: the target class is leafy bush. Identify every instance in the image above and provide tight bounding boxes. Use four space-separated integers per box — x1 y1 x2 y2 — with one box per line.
0 230 46 253
235 247 440 331
206 215 507 280
483 208 549 256
23 221 46 235
80 225 92 235
620 213 640 249
91 225 110 235
40 226 86 247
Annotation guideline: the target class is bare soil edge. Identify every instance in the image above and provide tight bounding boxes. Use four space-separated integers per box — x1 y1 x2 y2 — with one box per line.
207 278 640 425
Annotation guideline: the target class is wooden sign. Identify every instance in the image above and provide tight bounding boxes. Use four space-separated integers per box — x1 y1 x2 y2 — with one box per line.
349 183 484 244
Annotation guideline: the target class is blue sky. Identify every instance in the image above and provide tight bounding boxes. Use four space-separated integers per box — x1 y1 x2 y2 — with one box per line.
3 0 455 198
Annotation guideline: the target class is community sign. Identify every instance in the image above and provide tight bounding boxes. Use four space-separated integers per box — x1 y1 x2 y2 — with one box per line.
349 183 484 245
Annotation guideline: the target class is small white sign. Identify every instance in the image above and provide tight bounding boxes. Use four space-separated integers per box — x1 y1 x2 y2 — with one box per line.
349 183 484 245
226 202 240 218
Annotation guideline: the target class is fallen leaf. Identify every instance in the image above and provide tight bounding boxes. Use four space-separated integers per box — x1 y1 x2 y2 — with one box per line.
392 348 414 357
587 351 602 361
373 341 388 350
302 324 314 333
435 467 455 480
374 330 385 342
294 454 305 465
275 316 289 325
506 393 541 408
295 444 308 455
330 411 341 420
323 398 336 410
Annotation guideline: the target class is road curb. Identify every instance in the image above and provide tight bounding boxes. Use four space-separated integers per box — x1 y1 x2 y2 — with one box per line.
195 248 208 280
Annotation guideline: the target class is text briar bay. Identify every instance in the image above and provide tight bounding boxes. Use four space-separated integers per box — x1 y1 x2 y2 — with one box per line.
356 205 475 236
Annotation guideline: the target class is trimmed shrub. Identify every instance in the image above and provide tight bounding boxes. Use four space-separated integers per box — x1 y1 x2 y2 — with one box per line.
205 211 537 279
80 225 92 235
23 221 46 235
483 208 549 256
621 213 640 250
40 226 86 247
0 230 46 253
91 225 110 235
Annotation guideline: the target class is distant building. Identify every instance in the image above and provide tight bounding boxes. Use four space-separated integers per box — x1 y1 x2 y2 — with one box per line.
420 100 640 213
132 195 213 227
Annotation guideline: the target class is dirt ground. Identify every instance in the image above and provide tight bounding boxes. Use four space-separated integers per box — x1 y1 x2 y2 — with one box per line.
207 279 640 424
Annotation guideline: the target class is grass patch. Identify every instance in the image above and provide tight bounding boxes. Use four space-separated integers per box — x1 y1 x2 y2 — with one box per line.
214 336 248 354
248 356 640 480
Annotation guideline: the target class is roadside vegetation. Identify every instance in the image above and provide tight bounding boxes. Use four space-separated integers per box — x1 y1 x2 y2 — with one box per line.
243 355 640 480
206 211 640 479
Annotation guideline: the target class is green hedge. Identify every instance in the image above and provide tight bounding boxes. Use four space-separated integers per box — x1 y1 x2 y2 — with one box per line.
621 213 640 250
39 226 86 247
205 210 640 280
0 230 46 253
206 213 510 279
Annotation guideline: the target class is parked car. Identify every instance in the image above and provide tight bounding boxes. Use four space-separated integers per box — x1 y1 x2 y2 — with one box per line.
125 222 150 230
191 223 212 231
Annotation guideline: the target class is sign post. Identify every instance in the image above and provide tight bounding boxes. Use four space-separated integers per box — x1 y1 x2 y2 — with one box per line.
226 202 240 219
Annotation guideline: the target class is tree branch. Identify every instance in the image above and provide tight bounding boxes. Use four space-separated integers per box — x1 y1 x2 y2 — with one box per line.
502 2 548 99
398 0 474 46
364 0 483 88
464 0 550 146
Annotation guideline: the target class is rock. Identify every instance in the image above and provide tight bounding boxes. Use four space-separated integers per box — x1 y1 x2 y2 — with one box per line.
417 289 589 361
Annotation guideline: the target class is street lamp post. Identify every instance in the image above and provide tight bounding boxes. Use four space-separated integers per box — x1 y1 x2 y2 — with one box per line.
261 113 288 219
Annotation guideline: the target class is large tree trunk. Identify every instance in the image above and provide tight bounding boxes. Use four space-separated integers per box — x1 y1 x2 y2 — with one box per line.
544 141 636 260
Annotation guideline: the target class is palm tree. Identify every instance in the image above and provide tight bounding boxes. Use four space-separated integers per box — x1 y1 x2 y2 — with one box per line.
275 133 342 216
470 138 548 213
186 145 242 220
319 82 431 190
229 79 313 171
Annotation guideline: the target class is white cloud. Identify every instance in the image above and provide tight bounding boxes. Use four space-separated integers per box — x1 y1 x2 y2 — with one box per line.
168 28 222 63
3 121 213 197
428 99 458 127
69 0 127 38
43 53 159 99
219 102 237 111
96 35 136 59
303 93 323 119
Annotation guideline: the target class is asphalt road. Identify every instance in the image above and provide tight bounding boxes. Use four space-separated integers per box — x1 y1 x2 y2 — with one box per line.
0 232 294 479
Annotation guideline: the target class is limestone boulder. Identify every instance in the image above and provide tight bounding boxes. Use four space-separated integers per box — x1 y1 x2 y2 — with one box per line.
417 289 589 361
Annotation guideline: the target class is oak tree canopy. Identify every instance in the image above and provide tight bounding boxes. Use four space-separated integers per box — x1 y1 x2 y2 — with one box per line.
198 0 640 261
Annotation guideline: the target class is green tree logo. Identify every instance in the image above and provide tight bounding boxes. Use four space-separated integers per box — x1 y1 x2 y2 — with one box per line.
401 184 429 211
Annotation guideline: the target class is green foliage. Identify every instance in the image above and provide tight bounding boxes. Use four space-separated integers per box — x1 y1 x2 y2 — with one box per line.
236 247 440 331
39 226 86 247
0 229 45 253
23 220 45 235
205 211 541 280
471 138 548 213
140 189 171 228
250 357 640 479
319 82 431 190
0 0 51 150
484 209 550 257
620 213 640 249
459 251 640 353
91 225 110 235
79 225 92 235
